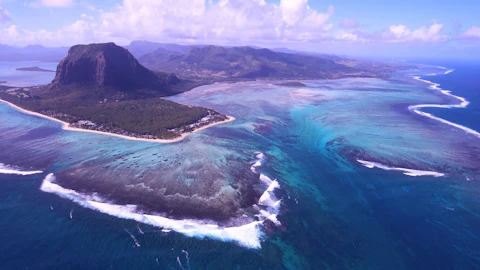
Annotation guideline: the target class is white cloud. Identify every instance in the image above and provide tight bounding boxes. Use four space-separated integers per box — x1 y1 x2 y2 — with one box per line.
335 31 358 41
81 1 95 11
387 22 447 43
280 0 309 26
98 0 206 41
389 25 411 39
331 21 448 45
463 26 480 38
0 20 118 46
335 30 367 43
457 26 480 42
80 13 93 20
26 0 75 8
0 6 10 24
0 0 473 49
339 18 358 29
95 0 334 44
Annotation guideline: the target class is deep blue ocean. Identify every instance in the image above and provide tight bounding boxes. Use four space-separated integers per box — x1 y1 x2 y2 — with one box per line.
0 60 479 269
413 59 480 132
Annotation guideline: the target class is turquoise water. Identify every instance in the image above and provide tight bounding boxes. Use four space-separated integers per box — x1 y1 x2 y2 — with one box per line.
0 62 479 269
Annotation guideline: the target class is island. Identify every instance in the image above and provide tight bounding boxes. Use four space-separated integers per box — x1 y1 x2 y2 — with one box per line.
15 66 55 72
0 81 6 84
274 82 307 87
0 43 232 141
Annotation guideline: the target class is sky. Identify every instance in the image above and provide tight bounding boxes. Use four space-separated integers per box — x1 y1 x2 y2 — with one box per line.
0 0 479 59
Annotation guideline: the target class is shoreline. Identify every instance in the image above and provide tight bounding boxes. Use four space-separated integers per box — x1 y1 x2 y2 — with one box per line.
40 173 263 249
38 151 282 249
0 98 236 143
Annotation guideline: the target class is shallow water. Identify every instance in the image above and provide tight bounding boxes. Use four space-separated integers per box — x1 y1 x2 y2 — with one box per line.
0 62 479 269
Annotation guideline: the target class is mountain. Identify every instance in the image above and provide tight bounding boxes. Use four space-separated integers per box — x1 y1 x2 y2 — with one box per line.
270 47 347 61
0 42 226 140
49 42 188 97
124 40 191 58
136 47 184 68
0 44 68 62
138 45 358 81
123 41 165 58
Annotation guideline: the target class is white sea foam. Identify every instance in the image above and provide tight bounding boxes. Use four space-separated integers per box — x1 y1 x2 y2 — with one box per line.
259 174 273 185
258 181 280 208
182 250 190 269
0 163 43 176
256 170 282 227
249 152 283 228
258 210 281 226
357 160 445 177
40 173 263 249
40 151 285 249
258 176 280 218
137 225 144 235
444 69 454 74
255 152 265 159
266 214 281 226
250 161 262 173
250 152 265 173
410 72 480 139
124 229 140 247
177 257 185 270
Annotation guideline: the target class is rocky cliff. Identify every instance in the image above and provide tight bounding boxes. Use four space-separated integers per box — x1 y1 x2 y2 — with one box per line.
49 42 184 96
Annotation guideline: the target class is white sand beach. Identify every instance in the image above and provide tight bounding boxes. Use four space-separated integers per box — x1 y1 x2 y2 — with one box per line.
0 99 235 144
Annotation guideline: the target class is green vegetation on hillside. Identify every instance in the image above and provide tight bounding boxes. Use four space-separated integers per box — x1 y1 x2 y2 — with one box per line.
0 91 224 139
139 45 395 82
0 42 228 140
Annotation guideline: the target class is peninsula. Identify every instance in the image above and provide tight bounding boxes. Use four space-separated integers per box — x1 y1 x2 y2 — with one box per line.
0 42 409 142
15 66 55 72
0 43 231 141
274 82 307 87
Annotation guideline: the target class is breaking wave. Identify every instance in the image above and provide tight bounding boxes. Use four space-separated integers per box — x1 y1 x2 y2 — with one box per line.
409 69 480 139
250 152 282 226
40 173 263 248
357 160 445 177
39 152 283 249
250 151 265 173
256 174 282 226
444 69 454 75
0 163 43 176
